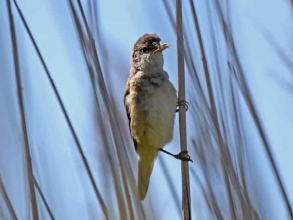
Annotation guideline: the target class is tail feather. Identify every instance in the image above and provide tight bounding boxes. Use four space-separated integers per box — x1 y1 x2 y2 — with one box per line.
138 159 155 200
137 146 158 200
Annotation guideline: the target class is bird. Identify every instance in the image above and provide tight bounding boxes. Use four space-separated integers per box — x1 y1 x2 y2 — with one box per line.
124 34 178 200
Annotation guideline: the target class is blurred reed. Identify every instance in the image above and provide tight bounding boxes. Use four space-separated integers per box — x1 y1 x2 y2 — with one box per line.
0 0 292 219
0 175 18 220
7 0 38 219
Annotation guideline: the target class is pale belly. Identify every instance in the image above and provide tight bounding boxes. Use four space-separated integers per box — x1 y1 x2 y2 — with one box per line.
135 81 177 148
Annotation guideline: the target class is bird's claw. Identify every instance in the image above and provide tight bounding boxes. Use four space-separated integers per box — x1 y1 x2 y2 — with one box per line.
176 100 189 112
174 150 193 162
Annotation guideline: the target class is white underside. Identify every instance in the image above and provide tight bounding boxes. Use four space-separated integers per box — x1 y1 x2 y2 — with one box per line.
126 79 177 149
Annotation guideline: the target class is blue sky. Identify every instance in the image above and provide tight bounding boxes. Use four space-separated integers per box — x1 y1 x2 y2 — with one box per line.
0 0 292 219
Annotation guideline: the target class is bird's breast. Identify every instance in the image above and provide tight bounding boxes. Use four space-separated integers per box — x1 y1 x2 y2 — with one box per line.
136 80 177 146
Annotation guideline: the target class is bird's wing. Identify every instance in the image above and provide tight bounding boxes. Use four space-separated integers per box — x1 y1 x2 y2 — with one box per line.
124 87 138 151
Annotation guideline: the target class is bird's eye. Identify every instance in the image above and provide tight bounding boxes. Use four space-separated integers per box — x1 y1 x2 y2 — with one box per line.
140 47 149 53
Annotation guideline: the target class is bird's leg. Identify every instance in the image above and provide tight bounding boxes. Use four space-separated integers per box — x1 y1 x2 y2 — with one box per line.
176 100 189 112
158 148 193 162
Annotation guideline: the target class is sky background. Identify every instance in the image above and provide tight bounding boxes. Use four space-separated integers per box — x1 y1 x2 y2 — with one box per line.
0 0 292 219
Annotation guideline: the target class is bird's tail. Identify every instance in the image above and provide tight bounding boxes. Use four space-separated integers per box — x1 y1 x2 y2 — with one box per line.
137 146 158 200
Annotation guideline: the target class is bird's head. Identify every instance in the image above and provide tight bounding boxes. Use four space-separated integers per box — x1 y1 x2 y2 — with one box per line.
131 34 170 72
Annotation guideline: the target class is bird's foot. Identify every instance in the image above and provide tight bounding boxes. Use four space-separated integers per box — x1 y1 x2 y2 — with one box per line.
174 150 193 162
158 149 193 162
176 100 189 112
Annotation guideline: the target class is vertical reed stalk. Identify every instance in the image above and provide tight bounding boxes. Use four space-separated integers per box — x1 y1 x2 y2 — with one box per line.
176 0 192 219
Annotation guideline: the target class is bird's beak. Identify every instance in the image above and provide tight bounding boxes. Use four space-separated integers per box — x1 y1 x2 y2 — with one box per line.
154 41 171 53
